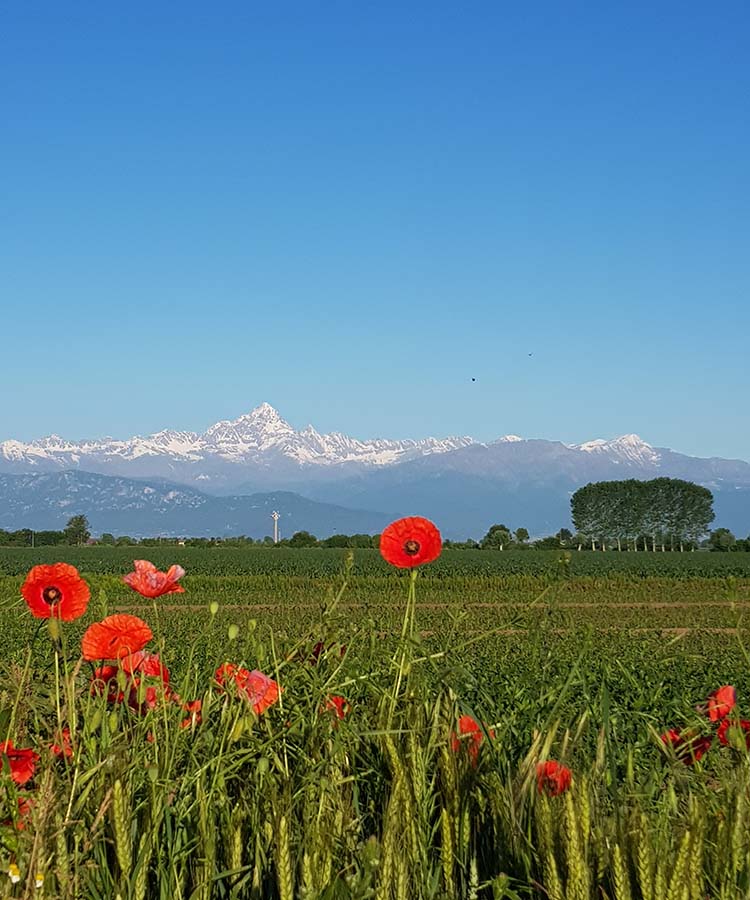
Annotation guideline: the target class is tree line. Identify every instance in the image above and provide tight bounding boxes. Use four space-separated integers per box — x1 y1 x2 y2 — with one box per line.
0 519 381 549
0 515 92 547
571 477 714 551
1 480 747 552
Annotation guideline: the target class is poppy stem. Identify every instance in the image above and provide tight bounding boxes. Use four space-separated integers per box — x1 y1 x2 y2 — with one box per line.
53 644 64 744
408 568 418 642
388 569 420 726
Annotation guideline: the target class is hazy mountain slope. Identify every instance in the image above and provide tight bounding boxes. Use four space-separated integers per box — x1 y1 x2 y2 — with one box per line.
303 440 750 538
0 471 390 539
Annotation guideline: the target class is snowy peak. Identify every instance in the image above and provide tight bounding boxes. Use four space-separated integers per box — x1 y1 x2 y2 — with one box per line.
491 434 524 444
232 402 294 436
571 433 660 466
0 410 669 475
193 404 476 466
203 403 294 446
0 403 476 472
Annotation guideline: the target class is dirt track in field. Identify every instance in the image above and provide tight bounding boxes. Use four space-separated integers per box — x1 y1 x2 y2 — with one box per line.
113 601 750 612
410 627 742 636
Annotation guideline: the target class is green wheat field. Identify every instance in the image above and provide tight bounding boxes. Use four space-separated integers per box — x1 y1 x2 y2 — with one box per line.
2 546 750 898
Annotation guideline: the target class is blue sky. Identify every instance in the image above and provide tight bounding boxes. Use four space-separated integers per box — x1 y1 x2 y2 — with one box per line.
2 3 749 458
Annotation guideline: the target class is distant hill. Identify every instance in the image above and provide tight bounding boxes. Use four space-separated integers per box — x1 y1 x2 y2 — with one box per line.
301 441 750 539
0 471 390 539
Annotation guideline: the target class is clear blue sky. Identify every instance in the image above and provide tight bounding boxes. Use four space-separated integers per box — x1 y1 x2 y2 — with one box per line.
3 3 749 458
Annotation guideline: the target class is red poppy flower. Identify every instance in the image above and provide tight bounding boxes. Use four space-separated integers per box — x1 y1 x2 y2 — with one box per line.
51 727 73 760
325 695 350 720
91 665 124 704
243 670 281 715
660 729 713 764
661 728 682 748
215 664 281 715
123 560 186 598
180 699 202 729
129 682 172 714
17 797 33 831
536 760 573 797
690 736 714 762
4 796 33 831
81 615 153 661
21 563 90 621
120 653 171 714
706 686 736 722
717 718 750 749
450 715 493 765
121 651 170 684
379 517 442 569
215 662 244 689
0 741 40 786
305 641 348 666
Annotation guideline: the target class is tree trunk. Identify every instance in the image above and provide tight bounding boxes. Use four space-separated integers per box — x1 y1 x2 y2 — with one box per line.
617 537 622 552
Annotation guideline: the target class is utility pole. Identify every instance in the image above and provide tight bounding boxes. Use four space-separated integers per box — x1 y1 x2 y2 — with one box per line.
271 510 280 544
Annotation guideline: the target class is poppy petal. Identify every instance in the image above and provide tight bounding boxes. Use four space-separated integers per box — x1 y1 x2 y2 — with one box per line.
81 615 153 661
536 760 572 796
706 686 736 722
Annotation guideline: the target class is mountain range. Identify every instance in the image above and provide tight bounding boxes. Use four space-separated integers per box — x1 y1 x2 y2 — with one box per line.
1 404 748 539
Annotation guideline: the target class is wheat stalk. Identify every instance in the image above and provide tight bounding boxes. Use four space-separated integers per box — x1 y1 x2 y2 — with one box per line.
441 807 456 898
276 813 294 900
612 842 632 900
666 829 691 900
112 779 131 880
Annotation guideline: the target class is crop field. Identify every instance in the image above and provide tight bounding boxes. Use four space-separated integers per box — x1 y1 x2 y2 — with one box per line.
3 546 750 577
2 545 750 898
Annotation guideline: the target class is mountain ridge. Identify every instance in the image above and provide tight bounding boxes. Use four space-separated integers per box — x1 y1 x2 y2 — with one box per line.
2 404 749 538
4 402 746 481
0 403 477 478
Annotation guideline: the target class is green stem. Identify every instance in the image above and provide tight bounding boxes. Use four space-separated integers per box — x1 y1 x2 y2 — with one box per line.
54 643 64 740
6 647 33 742
388 568 419 726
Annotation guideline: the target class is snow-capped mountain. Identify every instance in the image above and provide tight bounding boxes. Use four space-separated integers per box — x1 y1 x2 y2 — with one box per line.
569 434 661 467
0 403 475 479
2 404 750 537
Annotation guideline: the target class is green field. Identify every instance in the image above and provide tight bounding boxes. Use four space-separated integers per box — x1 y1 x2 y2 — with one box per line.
3 548 750 897
2 548 750 750
3 545 750 576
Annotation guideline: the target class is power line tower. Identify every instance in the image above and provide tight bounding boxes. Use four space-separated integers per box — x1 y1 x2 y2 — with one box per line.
271 510 280 544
